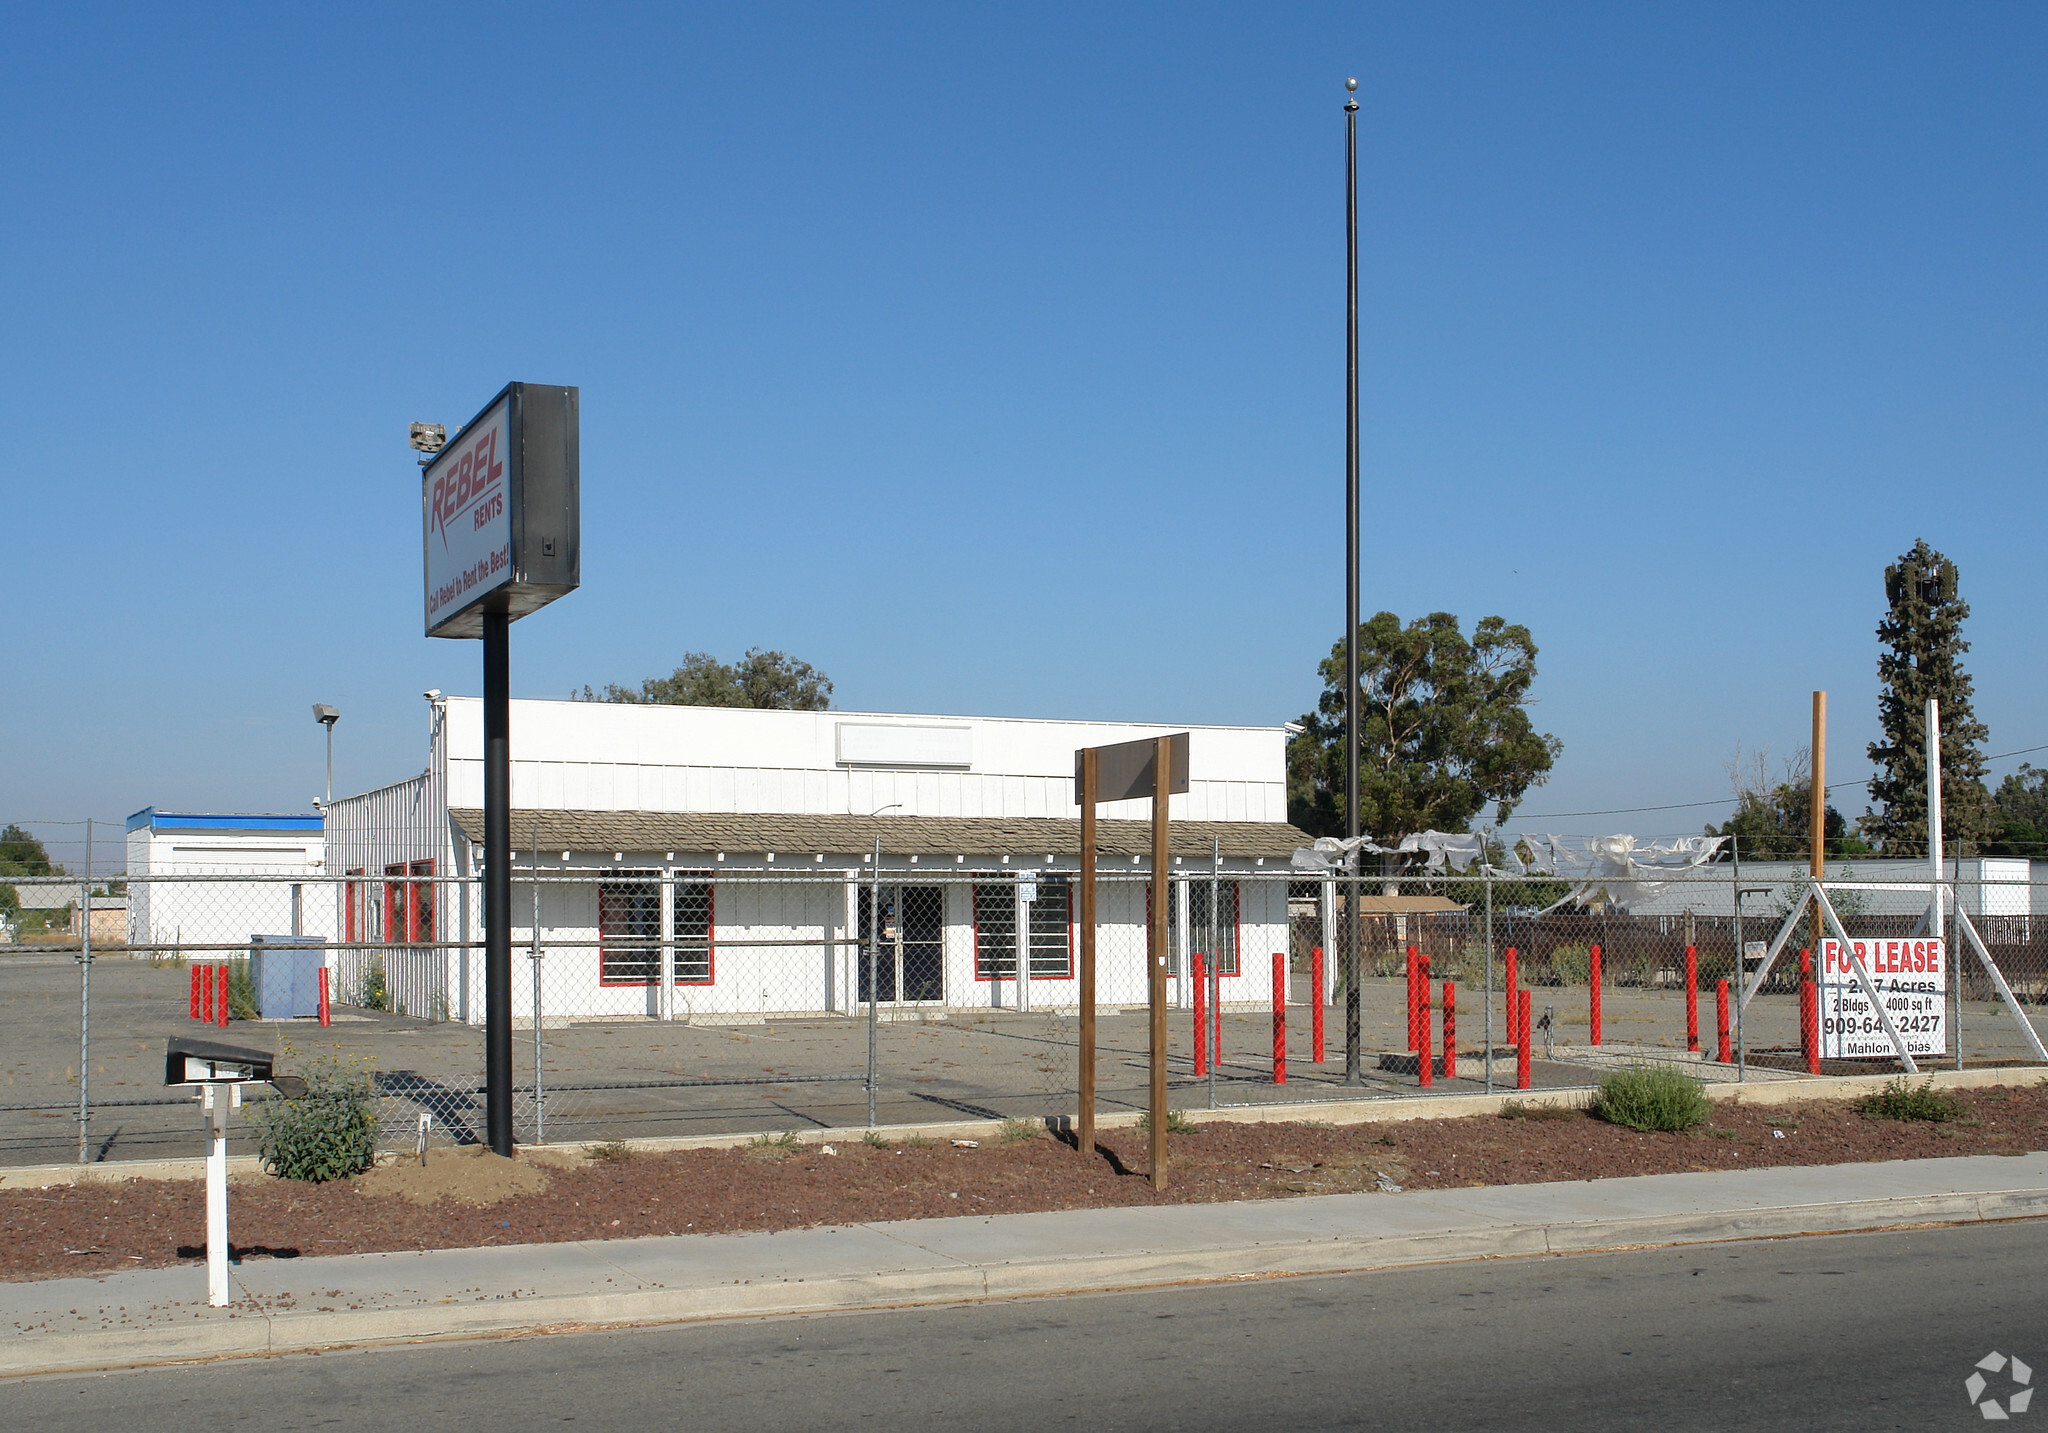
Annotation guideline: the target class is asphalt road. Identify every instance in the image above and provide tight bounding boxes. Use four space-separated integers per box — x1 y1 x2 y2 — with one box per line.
6 1221 2042 1431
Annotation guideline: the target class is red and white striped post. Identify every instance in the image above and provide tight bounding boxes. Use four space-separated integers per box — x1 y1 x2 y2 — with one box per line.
318 966 331 1027
1442 980 1456 1080
1504 945 1519 1048
1272 952 1287 1084
1192 951 1207 1076
1716 978 1731 1064
1685 944 1699 1052
1800 948 1818 1074
1310 945 1325 1063
1516 989 1532 1090
1588 943 1603 1046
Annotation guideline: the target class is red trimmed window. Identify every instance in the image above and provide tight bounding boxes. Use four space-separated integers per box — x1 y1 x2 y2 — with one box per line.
599 871 661 985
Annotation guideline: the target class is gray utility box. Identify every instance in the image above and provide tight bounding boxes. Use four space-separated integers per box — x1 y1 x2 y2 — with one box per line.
248 935 327 1019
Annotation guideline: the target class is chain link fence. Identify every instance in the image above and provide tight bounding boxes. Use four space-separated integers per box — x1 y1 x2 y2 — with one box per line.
4 863 2046 1166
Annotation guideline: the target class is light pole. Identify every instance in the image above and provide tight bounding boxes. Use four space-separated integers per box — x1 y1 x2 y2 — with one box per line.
1343 76 1363 1082
312 705 340 809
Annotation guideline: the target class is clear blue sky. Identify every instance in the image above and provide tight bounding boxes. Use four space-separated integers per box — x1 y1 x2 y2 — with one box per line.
5 3 2045 870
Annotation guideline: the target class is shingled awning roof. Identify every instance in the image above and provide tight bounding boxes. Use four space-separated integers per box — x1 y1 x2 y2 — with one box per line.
451 809 1312 861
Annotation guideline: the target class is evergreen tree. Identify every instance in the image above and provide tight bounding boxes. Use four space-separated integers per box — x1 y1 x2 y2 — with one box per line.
1863 539 1993 853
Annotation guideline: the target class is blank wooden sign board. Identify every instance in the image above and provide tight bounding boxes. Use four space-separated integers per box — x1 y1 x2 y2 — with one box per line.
1074 732 1189 1191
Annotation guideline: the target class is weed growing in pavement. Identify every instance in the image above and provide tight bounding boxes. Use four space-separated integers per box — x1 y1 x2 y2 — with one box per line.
1136 1109 1194 1135
250 1051 379 1182
1300 1118 1334 1129
1499 1099 1580 1122
354 956 389 1012
1860 1077 1964 1122
585 1139 635 1163
998 1117 1042 1143
745 1130 804 1158
1592 1065 1710 1133
903 1132 935 1148
861 1130 889 1148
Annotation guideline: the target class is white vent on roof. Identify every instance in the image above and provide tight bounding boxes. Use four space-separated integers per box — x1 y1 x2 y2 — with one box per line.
835 722 972 769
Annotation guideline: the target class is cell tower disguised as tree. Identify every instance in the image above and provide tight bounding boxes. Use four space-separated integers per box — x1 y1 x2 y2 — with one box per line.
1864 539 1993 853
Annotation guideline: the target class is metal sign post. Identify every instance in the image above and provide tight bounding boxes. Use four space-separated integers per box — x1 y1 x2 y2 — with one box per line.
418 382 579 1158
1075 732 1189 1191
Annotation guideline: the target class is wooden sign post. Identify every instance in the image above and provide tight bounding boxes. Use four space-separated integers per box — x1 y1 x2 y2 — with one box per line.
1075 732 1189 1191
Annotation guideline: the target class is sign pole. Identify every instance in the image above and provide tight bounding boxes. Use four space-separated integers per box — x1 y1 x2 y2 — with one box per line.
483 608 514 1156
1342 77 1363 1085
1149 735 1171 1191
1078 747 1098 1156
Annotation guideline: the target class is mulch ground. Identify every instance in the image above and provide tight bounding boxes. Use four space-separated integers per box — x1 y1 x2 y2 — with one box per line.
4 1083 2045 1284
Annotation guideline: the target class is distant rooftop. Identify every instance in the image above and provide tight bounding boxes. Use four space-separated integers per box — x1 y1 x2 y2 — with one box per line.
126 809 323 834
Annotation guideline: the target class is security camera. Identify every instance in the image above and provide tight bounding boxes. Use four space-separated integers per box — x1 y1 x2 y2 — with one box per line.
424 689 442 701
1282 721 1306 736
409 422 447 454
311 798 325 813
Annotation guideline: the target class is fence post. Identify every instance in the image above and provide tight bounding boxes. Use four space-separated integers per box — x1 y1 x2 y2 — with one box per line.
1407 944 1419 1052
1516 989 1532 1090
1685 944 1698 1052
1443 980 1456 1080
1192 950 1207 1076
1589 943 1602 1046
1716 978 1732 1064
1311 945 1325 1063
1505 946 1519 1048
1272 952 1286 1084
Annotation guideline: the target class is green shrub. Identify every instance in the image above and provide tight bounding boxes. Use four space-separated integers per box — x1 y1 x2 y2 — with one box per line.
1860 1077 1964 1122
250 1056 379 1182
224 958 259 1020
1136 1108 1194 1134
1547 944 1591 986
1592 1064 1710 1133
353 957 389 1012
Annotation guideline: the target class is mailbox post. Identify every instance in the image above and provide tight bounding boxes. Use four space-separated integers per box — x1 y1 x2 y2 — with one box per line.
165 1036 302 1307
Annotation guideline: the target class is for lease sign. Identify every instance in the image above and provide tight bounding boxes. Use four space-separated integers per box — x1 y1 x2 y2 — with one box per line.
1820 937 1945 1059
423 396 513 634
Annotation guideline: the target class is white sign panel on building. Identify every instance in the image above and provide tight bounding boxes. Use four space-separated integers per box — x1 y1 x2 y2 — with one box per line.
1819 936 1946 1058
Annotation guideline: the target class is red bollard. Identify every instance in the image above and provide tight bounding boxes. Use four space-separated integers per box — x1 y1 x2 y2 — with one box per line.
1800 949 1818 1074
1310 945 1325 1063
318 966 331 1027
216 964 230 1026
1589 943 1603 1046
1505 945 1519 1047
1419 950 1432 1058
1516 989 1532 1089
1418 991 1434 1088
1192 951 1207 1075
189 966 202 1020
1716 978 1731 1064
1685 944 1699 1052
1272 952 1287 1084
1443 981 1456 1080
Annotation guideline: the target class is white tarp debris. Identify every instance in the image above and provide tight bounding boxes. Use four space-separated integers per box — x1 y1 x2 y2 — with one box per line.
1291 831 1727 911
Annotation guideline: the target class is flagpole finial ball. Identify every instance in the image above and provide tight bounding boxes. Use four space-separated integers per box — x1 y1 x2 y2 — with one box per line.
1346 77 1358 92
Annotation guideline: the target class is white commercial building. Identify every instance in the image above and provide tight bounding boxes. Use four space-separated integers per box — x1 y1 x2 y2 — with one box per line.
323 698 1309 1025
125 809 332 954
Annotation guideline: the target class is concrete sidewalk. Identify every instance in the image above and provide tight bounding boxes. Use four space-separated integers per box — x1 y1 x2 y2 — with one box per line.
5 1151 2047 1379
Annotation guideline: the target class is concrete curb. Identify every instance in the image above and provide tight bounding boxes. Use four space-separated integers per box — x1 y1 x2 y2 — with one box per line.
5 1181 2046 1379
4 1064 2039 1189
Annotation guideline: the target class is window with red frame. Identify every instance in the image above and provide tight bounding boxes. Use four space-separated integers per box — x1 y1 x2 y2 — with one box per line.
382 860 436 943
1146 879 1240 976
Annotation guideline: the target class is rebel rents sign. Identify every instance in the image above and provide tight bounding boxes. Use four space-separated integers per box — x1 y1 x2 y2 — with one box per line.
420 383 579 639
424 396 513 632
1820 937 1946 1059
